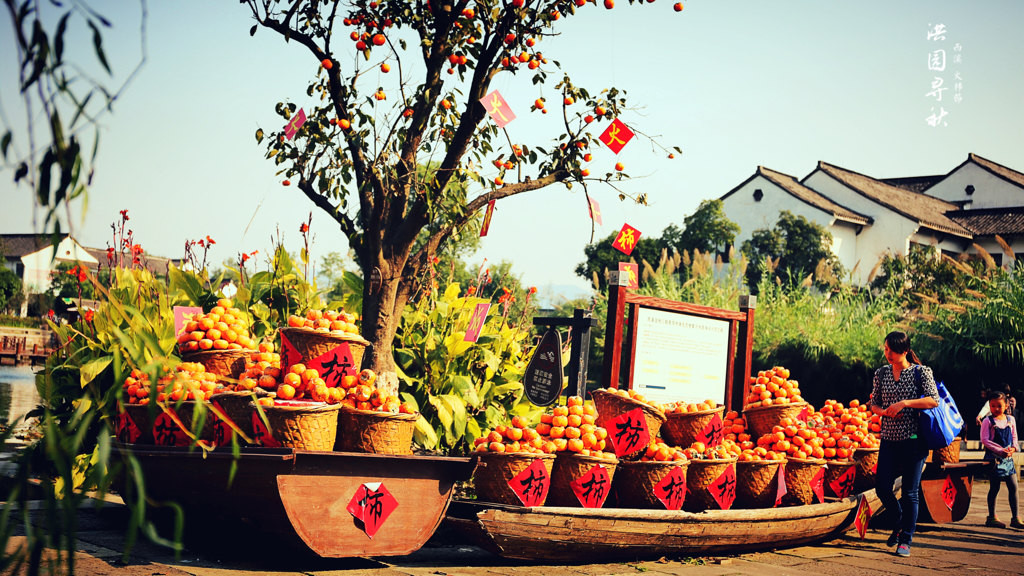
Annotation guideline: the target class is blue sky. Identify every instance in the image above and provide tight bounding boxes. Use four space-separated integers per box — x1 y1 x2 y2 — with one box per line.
2 1 1023 300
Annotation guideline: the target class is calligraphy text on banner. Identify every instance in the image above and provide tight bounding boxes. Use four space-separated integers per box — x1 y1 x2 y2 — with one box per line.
942 475 956 510
510 458 551 507
653 465 687 510
153 411 189 447
305 342 358 388
854 495 872 538
588 197 602 225
284 108 307 140
479 199 496 237
463 303 491 343
279 330 303 370
828 465 856 499
608 407 651 457
570 464 612 508
346 482 398 538
618 261 638 290
709 464 737 510
696 412 724 448
251 411 282 447
481 90 516 128
599 118 635 154
116 412 141 444
612 223 642 256
172 306 203 338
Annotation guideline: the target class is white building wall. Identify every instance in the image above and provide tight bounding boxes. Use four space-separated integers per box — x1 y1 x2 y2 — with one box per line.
721 175 840 252
802 171 922 284
19 238 98 293
926 164 1024 209
830 222 860 278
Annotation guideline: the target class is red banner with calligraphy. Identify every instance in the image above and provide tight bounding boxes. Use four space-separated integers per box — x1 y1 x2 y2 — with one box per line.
116 411 141 445
599 118 634 154
480 199 496 237
696 412 725 448
153 410 189 447
284 108 307 140
481 89 516 128
463 303 491 343
618 262 638 290
708 464 737 510
509 458 551 507
588 196 602 225
652 465 687 510
251 410 282 448
305 342 358 388
810 467 826 504
607 407 651 457
828 465 857 499
854 494 872 538
279 330 303 372
346 482 398 538
942 475 956 510
612 223 641 256
570 465 611 508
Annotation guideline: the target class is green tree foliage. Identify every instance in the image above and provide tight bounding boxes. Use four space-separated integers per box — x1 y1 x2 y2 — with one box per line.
662 199 740 258
0 267 22 313
245 0 677 388
741 210 842 292
574 230 664 290
50 262 97 300
869 243 982 309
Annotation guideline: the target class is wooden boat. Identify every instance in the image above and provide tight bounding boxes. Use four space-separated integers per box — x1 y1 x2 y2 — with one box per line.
918 460 986 524
115 444 475 558
447 489 883 562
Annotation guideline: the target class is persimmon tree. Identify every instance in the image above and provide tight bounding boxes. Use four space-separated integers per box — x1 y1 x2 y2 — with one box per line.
244 0 679 393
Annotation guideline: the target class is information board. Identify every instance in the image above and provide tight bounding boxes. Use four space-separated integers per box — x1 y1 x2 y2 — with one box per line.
631 306 729 405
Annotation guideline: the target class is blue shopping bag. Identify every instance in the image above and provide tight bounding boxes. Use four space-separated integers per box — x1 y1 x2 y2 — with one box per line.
918 379 963 450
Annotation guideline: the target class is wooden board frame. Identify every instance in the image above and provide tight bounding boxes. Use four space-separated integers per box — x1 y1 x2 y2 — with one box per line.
601 273 756 411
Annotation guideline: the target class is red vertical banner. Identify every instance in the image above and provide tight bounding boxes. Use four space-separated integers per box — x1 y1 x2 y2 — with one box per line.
480 199 496 237
279 330 303 372
305 342 358 388
173 306 202 339
116 411 141 444
588 197 602 225
854 494 872 538
481 90 516 128
599 118 634 154
942 475 956 510
618 262 638 290
346 482 398 538
509 458 551 507
652 465 687 510
463 303 490 343
810 467 826 503
708 464 737 510
570 465 611 508
775 462 787 507
607 408 651 457
612 223 641 256
829 465 857 499
251 411 282 448
696 412 724 447
284 108 307 140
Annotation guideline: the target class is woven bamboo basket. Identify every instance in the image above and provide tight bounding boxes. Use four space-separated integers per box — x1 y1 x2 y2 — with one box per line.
742 401 808 439
120 403 155 444
173 400 218 441
613 460 689 509
824 459 857 499
547 452 619 507
250 401 341 451
781 457 826 506
474 452 557 506
180 349 250 379
927 436 961 464
683 457 738 512
661 405 725 447
591 390 667 455
278 327 369 369
853 446 879 492
209 390 265 438
735 459 784 509
335 407 417 455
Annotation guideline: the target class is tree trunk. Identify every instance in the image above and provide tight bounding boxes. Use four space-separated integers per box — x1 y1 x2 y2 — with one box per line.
360 259 409 398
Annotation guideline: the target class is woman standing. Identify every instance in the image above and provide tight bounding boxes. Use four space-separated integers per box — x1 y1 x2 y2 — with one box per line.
868 331 939 558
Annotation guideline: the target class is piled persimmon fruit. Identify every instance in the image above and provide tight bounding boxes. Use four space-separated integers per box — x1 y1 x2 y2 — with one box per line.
474 396 615 460
286 308 361 336
744 366 804 407
176 299 257 353
121 362 223 404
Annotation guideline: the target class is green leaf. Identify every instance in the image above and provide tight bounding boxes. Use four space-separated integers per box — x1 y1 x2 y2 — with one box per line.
255 128 264 144
440 394 467 437
413 414 438 449
429 394 453 434
87 20 111 74
79 356 111 388
54 12 70 63
1 131 11 160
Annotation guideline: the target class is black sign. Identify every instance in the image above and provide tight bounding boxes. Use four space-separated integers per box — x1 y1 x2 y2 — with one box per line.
523 328 564 406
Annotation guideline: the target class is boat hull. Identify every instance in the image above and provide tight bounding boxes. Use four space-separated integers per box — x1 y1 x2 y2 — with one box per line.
449 489 881 562
115 445 476 558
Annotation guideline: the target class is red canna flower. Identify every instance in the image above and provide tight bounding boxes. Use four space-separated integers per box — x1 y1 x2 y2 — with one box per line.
467 286 477 296
299 223 309 234
131 244 143 256
83 309 95 322
77 268 88 282
205 235 216 245
529 286 537 294
120 209 129 221
47 309 55 319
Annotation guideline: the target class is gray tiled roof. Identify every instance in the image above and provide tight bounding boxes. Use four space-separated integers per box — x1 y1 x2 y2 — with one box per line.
757 166 872 225
968 153 1024 189
811 162 973 238
947 207 1024 236
0 233 70 258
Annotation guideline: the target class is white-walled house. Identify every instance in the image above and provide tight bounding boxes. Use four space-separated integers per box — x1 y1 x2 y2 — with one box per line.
719 153 1024 285
1 234 98 293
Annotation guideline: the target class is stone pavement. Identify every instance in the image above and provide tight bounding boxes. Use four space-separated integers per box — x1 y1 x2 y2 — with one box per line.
9 477 1022 576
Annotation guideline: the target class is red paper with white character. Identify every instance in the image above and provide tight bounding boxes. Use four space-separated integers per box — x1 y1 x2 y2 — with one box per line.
652 465 687 510
346 482 398 538
509 458 551 507
570 464 611 508
709 464 737 510
608 407 651 457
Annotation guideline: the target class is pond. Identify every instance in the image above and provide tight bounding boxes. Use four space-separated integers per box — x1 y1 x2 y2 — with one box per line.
0 365 44 431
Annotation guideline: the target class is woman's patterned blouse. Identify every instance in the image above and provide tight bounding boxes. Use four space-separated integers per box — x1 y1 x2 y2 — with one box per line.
869 364 939 442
